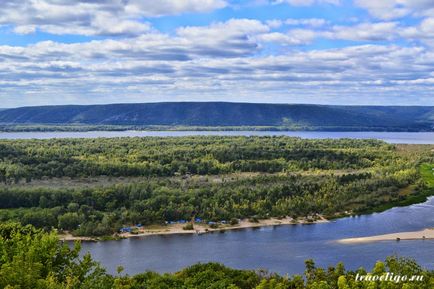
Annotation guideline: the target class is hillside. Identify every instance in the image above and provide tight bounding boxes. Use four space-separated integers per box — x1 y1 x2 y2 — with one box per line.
0 102 433 131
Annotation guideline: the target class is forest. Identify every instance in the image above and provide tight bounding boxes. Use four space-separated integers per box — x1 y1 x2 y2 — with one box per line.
0 222 433 288
0 102 433 131
0 136 433 236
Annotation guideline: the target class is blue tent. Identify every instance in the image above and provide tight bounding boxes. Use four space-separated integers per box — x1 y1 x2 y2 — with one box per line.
120 227 132 233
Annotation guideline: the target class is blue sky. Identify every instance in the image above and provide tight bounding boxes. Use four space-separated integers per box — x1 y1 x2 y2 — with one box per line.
0 0 433 107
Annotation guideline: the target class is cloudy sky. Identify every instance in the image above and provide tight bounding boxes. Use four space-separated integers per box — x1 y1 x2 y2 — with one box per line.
1 0 434 107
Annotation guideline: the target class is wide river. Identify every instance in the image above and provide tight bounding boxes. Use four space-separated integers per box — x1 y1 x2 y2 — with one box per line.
0 130 433 144
2 130 433 275
81 197 434 276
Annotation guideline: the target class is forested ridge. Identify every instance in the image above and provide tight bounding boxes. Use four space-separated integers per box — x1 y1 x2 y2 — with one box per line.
0 137 433 237
0 222 433 288
0 102 433 131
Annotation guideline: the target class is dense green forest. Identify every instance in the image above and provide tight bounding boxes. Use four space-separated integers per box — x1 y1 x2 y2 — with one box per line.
0 222 433 288
0 137 432 236
0 137 422 181
1 102 433 131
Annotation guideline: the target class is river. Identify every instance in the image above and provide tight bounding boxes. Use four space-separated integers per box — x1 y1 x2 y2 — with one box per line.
80 197 434 276
0 130 434 144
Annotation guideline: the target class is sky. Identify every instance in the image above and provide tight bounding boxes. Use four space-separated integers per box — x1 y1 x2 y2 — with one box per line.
0 0 434 108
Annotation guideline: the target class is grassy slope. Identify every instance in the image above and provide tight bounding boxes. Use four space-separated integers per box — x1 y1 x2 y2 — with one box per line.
421 163 434 188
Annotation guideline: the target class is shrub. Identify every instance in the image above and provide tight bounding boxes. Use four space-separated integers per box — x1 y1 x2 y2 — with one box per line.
230 218 239 225
182 223 194 230
249 217 259 223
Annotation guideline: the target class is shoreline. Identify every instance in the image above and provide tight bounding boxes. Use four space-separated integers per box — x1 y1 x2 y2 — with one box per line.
59 197 434 243
337 228 434 244
59 216 328 242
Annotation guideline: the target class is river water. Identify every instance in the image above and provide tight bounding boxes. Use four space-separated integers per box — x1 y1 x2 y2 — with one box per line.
0 131 433 144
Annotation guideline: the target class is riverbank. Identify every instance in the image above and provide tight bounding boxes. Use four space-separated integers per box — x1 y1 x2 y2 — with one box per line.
59 216 328 241
59 233 97 242
337 228 434 244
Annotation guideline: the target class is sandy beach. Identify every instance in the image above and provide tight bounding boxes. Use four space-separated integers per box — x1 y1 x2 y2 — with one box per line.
59 233 98 242
337 228 434 244
59 216 328 241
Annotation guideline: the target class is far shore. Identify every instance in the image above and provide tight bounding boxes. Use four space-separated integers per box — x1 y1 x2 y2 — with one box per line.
59 216 328 242
337 228 434 244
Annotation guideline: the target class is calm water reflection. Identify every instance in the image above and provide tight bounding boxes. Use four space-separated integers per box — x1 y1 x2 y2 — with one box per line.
1 131 434 144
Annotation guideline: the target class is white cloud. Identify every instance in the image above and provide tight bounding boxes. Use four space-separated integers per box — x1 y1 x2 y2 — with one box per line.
325 22 399 41
177 19 269 38
355 0 434 19
125 0 227 17
176 19 270 56
0 0 227 36
0 0 433 107
13 25 36 34
1 28 434 107
256 29 315 45
400 17 434 41
273 0 340 6
285 18 327 27
266 18 327 28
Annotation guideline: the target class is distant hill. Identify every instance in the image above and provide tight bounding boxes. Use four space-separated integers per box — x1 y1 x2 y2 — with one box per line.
0 102 433 131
